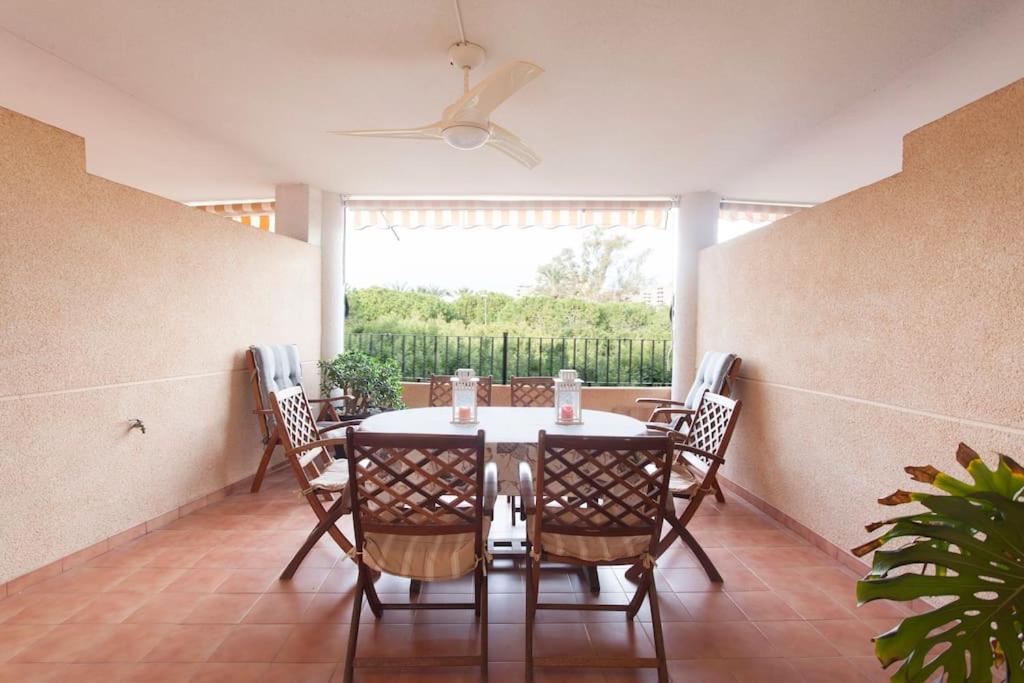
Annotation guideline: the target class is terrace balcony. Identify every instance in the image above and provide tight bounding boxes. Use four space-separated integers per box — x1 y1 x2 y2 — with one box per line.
1 3 1022 682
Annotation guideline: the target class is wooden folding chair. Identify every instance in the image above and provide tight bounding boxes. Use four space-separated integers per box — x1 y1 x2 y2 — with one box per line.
342 428 497 682
521 432 675 683
509 376 555 407
268 386 362 579
638 352 740 503
627 391 742 584
247 344 352 493
428 374 494 406
507 376 556 524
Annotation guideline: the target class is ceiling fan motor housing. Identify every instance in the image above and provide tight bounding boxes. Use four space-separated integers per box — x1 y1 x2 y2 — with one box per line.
448 42 486 71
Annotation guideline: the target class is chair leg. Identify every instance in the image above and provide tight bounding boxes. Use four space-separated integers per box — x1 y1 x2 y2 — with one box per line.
479 565 489 681
280 495 348 579
343 567 366 683
363 570 384 618
250 435 279 493
675 522 722 583
410 579 422 597
509 496 517 527
625 571 650 620
524 555 539 683
585 565 601 594
646 570 670 683
712 479 726 503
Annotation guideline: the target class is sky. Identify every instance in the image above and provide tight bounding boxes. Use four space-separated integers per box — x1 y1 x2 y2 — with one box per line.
344 216 769 294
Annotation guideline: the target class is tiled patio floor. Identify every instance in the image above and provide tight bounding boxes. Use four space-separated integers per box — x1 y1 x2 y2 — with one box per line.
0 468 907 682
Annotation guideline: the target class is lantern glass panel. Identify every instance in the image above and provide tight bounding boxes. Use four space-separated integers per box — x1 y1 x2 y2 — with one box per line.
451 368 479 424
554 369 583 424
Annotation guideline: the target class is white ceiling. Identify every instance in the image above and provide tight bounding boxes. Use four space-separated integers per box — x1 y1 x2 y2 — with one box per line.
0 0 1020 203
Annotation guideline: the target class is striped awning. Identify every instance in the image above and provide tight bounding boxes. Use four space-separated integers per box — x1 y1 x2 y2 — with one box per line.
192 201 275 231
345 198 673 230
719 201 806 223
187 198 808 233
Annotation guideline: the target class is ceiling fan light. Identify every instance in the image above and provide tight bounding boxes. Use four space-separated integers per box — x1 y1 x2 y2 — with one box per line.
442 124 490 150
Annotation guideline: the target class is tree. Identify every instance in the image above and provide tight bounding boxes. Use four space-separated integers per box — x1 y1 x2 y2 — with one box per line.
532 230 652 301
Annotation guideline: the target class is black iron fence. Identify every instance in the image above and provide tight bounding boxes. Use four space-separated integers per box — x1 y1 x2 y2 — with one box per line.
345 332 672 386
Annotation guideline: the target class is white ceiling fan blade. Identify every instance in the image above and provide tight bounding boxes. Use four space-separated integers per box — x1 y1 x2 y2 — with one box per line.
486 123 540 169
444 61 543 120
330 122 443 140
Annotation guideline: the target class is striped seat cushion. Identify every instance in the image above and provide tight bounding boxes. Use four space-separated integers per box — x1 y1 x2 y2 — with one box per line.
362 518 490 581
527 515 651 563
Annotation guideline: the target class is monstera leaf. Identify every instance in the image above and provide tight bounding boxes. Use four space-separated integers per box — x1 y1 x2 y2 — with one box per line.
852 444 1024 682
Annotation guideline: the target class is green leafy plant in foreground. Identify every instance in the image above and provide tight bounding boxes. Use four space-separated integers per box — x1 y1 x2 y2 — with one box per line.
852 443 1024 682
319 350 405 416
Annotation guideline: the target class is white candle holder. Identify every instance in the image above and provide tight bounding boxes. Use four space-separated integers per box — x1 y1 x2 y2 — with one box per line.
554 369 583 425
450 368 479 424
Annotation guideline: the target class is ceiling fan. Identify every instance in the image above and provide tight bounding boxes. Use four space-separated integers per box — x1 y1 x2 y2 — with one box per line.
330 1 544 168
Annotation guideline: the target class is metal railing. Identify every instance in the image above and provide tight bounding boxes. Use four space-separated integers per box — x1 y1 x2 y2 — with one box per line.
345 332 672 386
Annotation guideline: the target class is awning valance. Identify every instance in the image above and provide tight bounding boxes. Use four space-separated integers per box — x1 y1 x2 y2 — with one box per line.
719 201 805 223
187 198 808 233
344 198 673 230
191 201 275 231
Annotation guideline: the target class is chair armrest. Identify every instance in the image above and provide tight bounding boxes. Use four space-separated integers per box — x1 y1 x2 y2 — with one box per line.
252 408 274 415
635 397 689 407
309 395 354 404
316 420 362 435
650 407 695 424
518 462 536 514
676 443 724 466
482 462 498 518
283 437 349 461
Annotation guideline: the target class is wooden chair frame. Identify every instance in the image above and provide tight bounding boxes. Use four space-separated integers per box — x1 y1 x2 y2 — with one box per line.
246 348 352 493
522 432 675 682
627 391 742 584
342 428 497 682
268 386 362 579
509 376 556 407
637 355 741 503
508 376 557 525
427 374 494 407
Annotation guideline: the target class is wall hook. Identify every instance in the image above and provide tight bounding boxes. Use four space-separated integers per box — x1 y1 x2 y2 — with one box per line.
128 418 146 434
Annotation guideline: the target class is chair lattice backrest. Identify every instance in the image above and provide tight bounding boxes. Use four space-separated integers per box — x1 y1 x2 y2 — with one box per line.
427 375 494 407
679 392 740 474
510 376 555 407
269 386 334 487
345 431 486 534
535 434 674 539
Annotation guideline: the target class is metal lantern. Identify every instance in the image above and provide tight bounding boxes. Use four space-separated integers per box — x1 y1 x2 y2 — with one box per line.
554 369 583 425
450 368 479 424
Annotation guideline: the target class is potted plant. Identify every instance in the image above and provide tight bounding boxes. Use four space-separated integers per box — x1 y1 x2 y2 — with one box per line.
852 443 1024 682
319 350 405 420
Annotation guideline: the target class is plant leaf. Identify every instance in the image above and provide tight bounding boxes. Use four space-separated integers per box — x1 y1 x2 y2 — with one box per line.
855 446 1024 681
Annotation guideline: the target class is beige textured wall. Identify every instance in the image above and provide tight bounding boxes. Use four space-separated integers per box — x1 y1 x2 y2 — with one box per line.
400 382 668 421
697 79 1024 557
0 108 320 583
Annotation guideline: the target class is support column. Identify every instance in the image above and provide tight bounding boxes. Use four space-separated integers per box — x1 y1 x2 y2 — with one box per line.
274 184 345 361
321 193 346 359
671 192 720 400
274 183 322 245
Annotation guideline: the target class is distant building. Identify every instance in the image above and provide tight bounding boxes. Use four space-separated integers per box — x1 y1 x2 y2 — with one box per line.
634 286 668 306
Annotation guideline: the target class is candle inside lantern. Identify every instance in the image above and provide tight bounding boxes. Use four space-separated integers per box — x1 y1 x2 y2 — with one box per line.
457 405 472 422
560 404 575 421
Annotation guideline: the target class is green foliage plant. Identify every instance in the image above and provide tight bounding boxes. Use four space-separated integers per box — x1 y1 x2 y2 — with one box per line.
319 350 405 415
852 443 1024 682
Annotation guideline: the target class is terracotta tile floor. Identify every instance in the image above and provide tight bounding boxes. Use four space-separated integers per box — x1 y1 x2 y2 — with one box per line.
0 469 908 682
